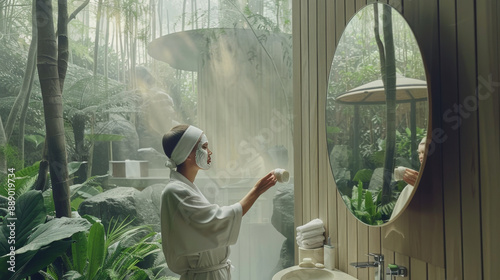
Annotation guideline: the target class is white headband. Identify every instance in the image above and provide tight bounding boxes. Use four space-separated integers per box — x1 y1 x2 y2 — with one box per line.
169 125 203 167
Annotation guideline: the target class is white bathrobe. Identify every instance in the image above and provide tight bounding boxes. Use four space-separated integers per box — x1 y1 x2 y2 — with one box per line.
161 170 243 280
390 184 414 220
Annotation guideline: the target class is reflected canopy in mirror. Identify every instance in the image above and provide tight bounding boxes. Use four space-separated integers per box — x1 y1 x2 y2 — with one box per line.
326 3 429 226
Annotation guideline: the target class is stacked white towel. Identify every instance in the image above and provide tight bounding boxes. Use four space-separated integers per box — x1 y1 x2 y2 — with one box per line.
296 218 325 249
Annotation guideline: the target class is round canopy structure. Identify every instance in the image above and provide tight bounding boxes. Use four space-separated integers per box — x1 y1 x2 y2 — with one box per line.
148 29 209 71
334 76 428 104
332 75 428 167
148 28 291 72
147 28 294 175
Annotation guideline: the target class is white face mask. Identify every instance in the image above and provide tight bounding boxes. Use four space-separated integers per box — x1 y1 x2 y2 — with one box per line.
195 134 211 170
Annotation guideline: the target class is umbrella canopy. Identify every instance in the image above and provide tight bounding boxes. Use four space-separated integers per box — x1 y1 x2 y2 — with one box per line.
334 76 427 104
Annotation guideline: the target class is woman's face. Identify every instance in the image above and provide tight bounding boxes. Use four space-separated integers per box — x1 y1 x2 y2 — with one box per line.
195 134 212 169
418 143 425 164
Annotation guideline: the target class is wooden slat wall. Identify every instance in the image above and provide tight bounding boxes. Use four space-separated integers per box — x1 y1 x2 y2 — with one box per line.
293 1 500 280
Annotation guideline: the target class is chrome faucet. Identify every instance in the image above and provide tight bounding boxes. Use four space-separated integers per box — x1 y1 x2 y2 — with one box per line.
350 253 385 280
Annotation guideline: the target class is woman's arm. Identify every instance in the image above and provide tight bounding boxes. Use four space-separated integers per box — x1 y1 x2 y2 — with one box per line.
239 171 278 215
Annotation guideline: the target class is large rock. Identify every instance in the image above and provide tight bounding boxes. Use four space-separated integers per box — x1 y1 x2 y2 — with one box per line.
271 184 295 272
78 187 160 232
139 183 166 215
329 145 350 169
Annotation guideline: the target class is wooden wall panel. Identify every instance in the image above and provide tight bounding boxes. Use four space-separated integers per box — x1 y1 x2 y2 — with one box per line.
357 222 369 280
368 227 381 280
384 0 445 267
388 0 402 13
335 0 345 43
410 258 427 280
477 0 500 279
308 0 319 221
300 0 311 225
325 2 338 269
345 0 355 24
438 0 463 279
347 213 358 277
293 1 499 279
456 0 483 279
292 0 303 264
355 0 367 12
317 0 329 245
337 194 348 271
428 264 446 280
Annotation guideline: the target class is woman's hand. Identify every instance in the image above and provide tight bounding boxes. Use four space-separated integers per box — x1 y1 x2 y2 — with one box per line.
403 169 419 186
253 171 278 196
240 171 278 215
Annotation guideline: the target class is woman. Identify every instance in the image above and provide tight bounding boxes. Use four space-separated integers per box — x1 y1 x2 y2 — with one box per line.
390 137 427 220
161 124 277 280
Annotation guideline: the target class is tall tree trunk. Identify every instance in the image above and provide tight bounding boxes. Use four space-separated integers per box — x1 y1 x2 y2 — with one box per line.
166 9 169 33
150 0 157 40
0 0 4 35
68 0 90 23
116 7 125 82
36 0 71 217
158 0 162 35
104 5 109 97
129 10 136 89
86 0 103 179
18 63 36 169
72 112 86 183
182 0 186 31
207 1 210 28
376 5 397 204
36 0 88 189
33 140 49 191
18 0 39 169
4 22 38 142
57 0 68 91
93 0 103 75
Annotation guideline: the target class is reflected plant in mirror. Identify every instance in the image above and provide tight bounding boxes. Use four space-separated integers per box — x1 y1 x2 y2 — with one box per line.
326 3 429 226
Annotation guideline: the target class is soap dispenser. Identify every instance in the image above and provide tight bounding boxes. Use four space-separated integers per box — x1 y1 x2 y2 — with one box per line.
324 237 335 270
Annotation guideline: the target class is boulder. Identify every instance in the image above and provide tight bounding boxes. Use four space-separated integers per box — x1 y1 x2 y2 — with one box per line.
78 186 160 232
271 183 295 272
329 145 350 169
139 183 166 215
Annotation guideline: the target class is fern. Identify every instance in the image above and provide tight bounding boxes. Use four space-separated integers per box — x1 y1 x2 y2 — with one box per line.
379 201 396 216
0 161 40 198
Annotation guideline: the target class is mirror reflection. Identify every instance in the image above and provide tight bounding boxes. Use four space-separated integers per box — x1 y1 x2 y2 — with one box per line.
326 3 428 226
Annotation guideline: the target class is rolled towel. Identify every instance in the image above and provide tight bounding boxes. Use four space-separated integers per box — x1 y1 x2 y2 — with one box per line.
298 241 325 249
301 235 325 246
297 227 325 240
296 218 324 233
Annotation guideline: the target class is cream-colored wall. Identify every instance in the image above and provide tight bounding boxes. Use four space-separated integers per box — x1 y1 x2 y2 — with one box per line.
293 1 500 280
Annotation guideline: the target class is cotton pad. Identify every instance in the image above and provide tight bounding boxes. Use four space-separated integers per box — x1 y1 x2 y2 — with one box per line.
274 168 290 183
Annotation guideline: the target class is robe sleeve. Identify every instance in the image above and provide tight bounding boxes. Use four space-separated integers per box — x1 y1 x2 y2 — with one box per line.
161 183 243 257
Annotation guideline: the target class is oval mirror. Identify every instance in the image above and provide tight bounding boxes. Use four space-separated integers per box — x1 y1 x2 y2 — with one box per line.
326 3 429 226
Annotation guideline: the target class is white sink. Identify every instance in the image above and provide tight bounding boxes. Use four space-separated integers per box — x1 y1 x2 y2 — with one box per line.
273 266 359 280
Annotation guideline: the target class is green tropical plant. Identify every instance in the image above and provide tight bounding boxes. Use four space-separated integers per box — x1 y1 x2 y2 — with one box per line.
0 161 40 198
342 181 387 225
0 190 91 280
43 174 105 216
0 161 104 219
0 161 99 199
42 217 169 280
